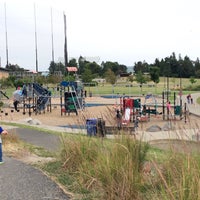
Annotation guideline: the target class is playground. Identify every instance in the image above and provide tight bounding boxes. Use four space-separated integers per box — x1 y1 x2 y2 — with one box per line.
0 84 199 136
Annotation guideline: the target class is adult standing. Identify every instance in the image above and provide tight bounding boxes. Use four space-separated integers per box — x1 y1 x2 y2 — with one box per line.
13 87 22 111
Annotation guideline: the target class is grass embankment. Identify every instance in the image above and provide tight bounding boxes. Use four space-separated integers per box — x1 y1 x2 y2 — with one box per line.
3 126 200 200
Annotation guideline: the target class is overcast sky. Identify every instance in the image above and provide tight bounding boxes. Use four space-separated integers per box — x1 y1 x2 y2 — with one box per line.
0 0 200 71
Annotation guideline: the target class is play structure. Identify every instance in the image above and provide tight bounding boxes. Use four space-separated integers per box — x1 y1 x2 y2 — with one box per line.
113 91 186 133
0 83 52 117
161 91 183 120
17 83 51 116
119 96 142 125
59 80 85 116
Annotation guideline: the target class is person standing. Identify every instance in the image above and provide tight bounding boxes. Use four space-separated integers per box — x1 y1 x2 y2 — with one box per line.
116 109 122 130
0 126 8 164
13 87 22 111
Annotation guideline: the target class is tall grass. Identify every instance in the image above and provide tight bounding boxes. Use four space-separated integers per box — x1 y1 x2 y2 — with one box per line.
54 130 200 200
59 134 149 199
143 143 200 200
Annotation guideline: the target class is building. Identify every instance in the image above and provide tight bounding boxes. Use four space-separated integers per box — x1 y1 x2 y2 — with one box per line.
0 67 9 79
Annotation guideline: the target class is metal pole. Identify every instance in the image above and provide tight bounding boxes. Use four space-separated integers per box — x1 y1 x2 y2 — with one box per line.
4 3 9 67
162 91 165 120
50 7 55 63
180 74 182 118
34 4 38 72
63 13 68 67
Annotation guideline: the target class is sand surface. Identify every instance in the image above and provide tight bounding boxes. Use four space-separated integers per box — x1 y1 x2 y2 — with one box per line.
1 96 199 132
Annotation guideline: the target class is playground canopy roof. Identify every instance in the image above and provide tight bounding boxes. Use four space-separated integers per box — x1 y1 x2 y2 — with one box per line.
66 67 77 72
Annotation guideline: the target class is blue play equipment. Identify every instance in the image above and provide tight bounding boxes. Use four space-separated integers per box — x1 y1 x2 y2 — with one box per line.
32 83 51 113
22 83 52 115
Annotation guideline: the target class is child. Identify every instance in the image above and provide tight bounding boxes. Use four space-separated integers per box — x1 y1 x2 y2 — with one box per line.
0 127 8 164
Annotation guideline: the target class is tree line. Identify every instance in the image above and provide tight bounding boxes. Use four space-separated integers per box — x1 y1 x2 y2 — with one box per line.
134 52 200 78
4 52 200 84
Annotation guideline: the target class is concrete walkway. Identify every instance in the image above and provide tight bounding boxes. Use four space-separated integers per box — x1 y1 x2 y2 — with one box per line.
0 128 70 200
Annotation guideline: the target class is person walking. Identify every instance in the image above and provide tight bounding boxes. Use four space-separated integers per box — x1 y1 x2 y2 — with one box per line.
0 126 8 164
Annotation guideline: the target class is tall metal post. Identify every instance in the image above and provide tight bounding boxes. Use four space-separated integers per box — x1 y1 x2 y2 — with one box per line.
180 68 182 118
4 3 9 67
50 7 55 63
64 13 68 68
34 4 38 72
167 62 170 120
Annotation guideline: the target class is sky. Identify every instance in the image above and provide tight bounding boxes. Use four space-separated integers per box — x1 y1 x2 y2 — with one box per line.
0 0 200 71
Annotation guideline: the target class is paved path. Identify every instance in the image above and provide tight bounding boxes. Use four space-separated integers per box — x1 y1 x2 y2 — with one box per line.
0 128 70 200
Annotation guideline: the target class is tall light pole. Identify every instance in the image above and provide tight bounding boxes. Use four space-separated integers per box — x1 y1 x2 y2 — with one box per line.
34 3 38 73
50 7 55 63
4 3 9 67
63 12 68 68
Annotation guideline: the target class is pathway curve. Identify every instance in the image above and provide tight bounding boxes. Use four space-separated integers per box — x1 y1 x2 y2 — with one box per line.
0 128 70 200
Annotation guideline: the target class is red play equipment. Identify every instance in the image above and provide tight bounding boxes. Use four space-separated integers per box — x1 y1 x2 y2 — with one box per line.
119 96 141 125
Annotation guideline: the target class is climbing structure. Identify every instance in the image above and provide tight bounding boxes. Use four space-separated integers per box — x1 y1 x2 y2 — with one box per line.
32 83 51 113
60 81 84 116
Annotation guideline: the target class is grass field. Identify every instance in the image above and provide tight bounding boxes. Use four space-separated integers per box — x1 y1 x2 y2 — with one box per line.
84 77 200 96
1 77 199 99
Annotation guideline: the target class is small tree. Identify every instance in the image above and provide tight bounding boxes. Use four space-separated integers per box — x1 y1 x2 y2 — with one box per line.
135 71 147 92
105 69 117 85
189 77 197 85
105 69 117 94
149 66 160 93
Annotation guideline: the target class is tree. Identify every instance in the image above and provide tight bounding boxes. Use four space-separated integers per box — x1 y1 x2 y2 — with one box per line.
189 77 197 85
149 66 160 84
135 71 147 85
135 71 147 92
68 58 78 67
78 56 89 75
5 63 24 71
85 62 101 77
48 61 66 75
150 66 160 93
48 61 56 74
81 68 93 83
133 61 149 74
102 61 125 76
105 69 117 85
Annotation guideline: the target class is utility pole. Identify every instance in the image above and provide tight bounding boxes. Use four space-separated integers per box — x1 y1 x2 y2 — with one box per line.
4 3 9 67
34 3 38 73
50 7 55 63
63 13 68 68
